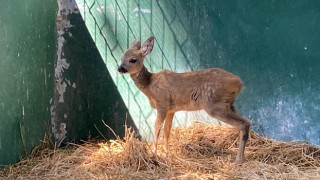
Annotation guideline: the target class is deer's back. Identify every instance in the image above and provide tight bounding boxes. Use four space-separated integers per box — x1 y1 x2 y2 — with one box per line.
149 68 242 111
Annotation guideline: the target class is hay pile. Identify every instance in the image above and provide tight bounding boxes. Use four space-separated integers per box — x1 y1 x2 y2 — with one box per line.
1 122 320 179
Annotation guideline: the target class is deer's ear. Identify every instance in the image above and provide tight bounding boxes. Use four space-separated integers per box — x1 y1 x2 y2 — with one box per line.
141 36 154 56
130 39 141 50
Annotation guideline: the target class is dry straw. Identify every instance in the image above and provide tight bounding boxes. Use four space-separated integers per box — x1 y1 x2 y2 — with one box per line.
1 122 320 180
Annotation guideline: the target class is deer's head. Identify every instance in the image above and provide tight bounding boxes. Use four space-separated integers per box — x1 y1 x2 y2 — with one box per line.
118 36 155 75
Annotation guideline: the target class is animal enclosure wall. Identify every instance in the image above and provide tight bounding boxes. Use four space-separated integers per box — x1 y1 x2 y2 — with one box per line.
76 0 320 144
0 0 135 167
0 0 56 166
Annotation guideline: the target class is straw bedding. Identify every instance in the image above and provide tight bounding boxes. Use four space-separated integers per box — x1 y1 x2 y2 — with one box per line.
1 122 320 179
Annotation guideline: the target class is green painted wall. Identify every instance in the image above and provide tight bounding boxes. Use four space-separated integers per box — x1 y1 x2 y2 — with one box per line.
180 0 320 144
0 0 137 167
77 0 320 144
0 0 56 166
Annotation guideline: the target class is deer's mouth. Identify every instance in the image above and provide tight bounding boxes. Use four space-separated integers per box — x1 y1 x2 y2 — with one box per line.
118 65 128 74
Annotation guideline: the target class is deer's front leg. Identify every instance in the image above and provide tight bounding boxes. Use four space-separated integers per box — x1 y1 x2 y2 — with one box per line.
153 109 167 154
163 112 175 153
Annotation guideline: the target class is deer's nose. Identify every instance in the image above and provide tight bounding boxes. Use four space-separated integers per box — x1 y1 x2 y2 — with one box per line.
118 65 128 73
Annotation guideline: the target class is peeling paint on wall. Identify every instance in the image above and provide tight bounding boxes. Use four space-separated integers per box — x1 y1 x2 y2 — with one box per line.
48 0 139 149
51 0 78 147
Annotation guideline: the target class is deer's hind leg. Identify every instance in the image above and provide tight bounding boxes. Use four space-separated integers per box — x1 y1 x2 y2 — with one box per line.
204 103 251 164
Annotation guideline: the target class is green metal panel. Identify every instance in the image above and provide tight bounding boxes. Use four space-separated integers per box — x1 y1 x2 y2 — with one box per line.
76 0 320 144
0 0 56 166
180 0 320 144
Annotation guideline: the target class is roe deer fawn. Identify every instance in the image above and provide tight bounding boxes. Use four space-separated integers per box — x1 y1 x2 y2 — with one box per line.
118 36 251 164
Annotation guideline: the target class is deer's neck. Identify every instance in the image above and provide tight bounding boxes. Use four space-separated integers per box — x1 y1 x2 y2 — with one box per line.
131 66 152 90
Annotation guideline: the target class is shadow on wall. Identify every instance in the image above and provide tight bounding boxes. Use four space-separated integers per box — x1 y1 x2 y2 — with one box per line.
52 2 139 146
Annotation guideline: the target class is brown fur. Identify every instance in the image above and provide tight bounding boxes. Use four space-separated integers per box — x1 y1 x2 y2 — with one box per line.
118 36 251 164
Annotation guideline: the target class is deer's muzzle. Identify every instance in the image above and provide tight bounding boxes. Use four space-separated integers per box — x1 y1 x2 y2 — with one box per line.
118 65 128 74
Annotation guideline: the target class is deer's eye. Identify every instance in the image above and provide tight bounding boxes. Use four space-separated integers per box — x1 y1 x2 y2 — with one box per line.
129 58 137 63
